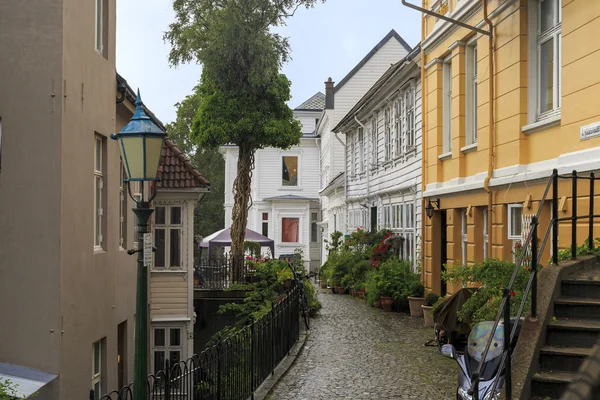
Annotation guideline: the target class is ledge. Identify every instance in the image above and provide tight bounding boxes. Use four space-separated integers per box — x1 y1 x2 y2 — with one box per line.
522 114 561 135
438 151 452 161
460 143 478 153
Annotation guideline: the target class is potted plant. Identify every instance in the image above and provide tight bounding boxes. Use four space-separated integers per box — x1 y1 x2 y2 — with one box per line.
407 281 425 317
422 292 439 327
380 295 393 312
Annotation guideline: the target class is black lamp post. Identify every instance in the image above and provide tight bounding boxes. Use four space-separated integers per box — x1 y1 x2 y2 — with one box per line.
111 90 166 400
425 198 440 219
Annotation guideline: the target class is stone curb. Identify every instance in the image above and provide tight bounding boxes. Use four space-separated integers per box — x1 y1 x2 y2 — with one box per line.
251 319 309 400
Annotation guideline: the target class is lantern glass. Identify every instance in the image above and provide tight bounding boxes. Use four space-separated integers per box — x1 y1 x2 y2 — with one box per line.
119 136 144 180
144 136 164 180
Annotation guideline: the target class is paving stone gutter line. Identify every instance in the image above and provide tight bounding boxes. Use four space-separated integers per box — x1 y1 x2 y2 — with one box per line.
251 319 309 400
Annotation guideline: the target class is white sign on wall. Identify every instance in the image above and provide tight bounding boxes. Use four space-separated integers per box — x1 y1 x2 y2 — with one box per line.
580 121 600 141
143 233 152 267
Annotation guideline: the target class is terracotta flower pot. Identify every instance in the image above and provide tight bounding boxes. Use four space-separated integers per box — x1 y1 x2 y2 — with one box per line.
320 280 328 289
408 296 425 317
422 305 434 327
373 300 382 308
335 286 345 295
380 296 393 312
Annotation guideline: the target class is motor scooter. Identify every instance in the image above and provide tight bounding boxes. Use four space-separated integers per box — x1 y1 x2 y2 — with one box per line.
441 319 522 400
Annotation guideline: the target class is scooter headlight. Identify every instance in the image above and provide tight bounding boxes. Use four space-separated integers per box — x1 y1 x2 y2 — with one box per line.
457 387 472 400
483 389 502 400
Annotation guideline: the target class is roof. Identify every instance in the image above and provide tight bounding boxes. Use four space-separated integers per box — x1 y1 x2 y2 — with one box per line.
334 30 412 94
0 362 57 398
319 171 345 195
333 44 421 133
263 194 320 202
158 138 210 190
294 92 325 111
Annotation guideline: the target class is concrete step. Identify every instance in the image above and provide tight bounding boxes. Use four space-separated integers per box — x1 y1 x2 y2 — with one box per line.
562 277 600 299
539 346 592 373
530 371 575 399
554 297 600 320
546 318 600 348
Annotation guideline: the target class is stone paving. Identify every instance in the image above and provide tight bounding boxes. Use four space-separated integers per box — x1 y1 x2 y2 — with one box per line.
267 288 458 400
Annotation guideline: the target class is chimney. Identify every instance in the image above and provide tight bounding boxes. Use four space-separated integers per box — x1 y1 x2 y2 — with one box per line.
325 77 334 110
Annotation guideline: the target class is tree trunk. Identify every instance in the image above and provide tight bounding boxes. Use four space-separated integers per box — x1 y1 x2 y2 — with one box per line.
230 145 255 282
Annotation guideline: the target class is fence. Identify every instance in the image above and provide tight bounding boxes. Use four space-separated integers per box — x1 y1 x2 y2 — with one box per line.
94 282 301 400
193 255 257 290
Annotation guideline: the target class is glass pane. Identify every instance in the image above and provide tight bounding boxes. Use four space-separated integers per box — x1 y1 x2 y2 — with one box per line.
169 229 181 267
262 212 268 221
93 342 100 374
511 207 523 236
144 137 164 181
96 139 101 171
94 382 101 398
154 351 165 373
170 329 181 346
539 38 554 114
262 222 268 237
170 207 182 225
311 223 318 242
169 351 181 365
154 229 166 267
154 328 165 346
540 0 555 33
155 207 166 225
120 137 144 180
282 156 298 186
282 218 299 242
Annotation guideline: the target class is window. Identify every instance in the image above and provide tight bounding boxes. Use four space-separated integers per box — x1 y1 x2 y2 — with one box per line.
482 208 489 259
531 0 561 120
384 107 392 161
508 204 524 239
119 161 127 249
311 212 318 243
92 338 106 398
358 128 364 173
154 205 183 268
95 0 108 58
282 156 298 186
442 58 453 154
394 99 402 156
371 116 378 167
315 118 320 127
462 210 468 264
153 327 182 374
350 132 356 176
405 87 415 149
282 218 299 243
94 136 105 249
262 213 269 237
466 42 478 145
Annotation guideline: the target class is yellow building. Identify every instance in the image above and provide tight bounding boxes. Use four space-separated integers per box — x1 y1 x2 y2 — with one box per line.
413 0 600 296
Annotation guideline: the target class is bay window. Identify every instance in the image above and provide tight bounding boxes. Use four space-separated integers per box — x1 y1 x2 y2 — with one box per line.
154 205 183 269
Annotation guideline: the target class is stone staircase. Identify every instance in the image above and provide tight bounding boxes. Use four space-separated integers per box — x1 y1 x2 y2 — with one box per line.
530 265 600 399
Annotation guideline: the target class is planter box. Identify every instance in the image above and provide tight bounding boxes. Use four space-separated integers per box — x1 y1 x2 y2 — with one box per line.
408 296 425 317
422 305 434 327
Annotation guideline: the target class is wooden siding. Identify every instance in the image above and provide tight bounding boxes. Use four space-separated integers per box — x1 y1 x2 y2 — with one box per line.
150 273 188 317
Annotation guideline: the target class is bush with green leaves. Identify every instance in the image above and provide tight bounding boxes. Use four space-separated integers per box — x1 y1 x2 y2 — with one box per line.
442 258 531 325
424 292 440 307
552 237 600 263
365 258 420 304
1 378 20 400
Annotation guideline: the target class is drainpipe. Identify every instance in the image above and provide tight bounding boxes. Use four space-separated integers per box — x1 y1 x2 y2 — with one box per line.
420 11 427 285
354 115 370 196
482 0 495 258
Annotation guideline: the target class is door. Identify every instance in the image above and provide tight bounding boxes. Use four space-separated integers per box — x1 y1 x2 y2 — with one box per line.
117 321 127 389
370 207 377 233
440 210 448 297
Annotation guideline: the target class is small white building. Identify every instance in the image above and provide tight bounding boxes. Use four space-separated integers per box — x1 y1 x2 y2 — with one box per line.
333 45 422 266
317 29 413 262
222 93 324 272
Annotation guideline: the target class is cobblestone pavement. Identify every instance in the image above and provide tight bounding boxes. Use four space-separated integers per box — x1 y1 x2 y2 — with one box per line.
267 288 458 400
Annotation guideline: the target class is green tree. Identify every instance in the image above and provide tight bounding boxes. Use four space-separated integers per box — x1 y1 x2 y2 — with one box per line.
166 0 323 279
166 86 226 237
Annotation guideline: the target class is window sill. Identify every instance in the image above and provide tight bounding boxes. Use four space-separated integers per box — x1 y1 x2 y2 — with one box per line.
438 152 452 161
280 242 302 247
522 114 561 135
278 187 303 191
94 247 106 254
151 268 186 273
461 143 478 153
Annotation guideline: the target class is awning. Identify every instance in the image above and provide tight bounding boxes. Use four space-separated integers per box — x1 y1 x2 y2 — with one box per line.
0 363 57 398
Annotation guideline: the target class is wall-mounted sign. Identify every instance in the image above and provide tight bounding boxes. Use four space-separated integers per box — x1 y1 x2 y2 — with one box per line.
580 121 600 141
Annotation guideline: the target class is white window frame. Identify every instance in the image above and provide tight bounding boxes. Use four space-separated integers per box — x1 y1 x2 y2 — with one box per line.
94 136 104 250
153 205 184 269
461 210 468 264
384 107 392 161
483 208 489 260
371 115 378 169
394 98 402 157
527 0 562 124
358 127 364 173
119 161 127 249
281 154 300 187
152 326 183 374
95 0 103 53
466 40 478 145
405 85 416 150
281 216 301 244
262 212 269 238
92 340 102 397
311 212 318 243
442 57 453 154
508 204 524 240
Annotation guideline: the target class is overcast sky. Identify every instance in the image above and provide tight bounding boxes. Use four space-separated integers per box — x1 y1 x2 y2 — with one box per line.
116 0 421 125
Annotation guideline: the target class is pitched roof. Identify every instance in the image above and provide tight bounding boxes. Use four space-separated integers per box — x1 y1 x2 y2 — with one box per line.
158 138 210 190
334 29 412 94
262 194 320 201
332 44 421 133
294 92 325 111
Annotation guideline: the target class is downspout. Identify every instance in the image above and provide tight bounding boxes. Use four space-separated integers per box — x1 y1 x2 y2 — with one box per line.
420 10 427 285
354 115 370 195
482 0 495 257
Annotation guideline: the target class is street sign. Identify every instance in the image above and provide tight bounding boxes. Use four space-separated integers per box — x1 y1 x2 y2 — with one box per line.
143 233 152 267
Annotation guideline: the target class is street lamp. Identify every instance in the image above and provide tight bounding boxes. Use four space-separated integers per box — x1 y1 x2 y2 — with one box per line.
425 198 440 219
111 90 166 400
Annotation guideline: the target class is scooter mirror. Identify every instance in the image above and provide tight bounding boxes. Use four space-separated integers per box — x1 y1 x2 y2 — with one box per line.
441 344 456 359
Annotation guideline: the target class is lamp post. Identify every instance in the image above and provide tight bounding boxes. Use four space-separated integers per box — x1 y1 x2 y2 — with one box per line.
111 90 166 400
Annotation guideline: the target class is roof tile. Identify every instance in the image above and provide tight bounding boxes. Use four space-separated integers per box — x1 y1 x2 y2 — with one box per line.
157 138 210 190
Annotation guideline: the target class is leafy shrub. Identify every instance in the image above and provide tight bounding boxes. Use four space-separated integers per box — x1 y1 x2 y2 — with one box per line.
424 292 440 307
365 258 420 304
409 280 425 298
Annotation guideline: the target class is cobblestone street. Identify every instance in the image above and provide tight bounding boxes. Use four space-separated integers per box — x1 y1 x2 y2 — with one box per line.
267 288 458 400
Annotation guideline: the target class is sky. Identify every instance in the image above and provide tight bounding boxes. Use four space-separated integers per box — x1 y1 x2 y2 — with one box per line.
116 0 421 125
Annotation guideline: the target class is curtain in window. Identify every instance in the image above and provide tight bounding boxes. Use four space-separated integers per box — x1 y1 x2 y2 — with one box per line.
282 218 299 242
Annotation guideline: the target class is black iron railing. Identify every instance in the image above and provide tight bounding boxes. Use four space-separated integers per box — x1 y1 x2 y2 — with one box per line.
193 255 258 290
93 283 301 400
470 169 600 399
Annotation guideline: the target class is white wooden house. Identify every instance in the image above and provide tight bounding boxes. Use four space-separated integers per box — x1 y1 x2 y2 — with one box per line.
317 29 412 262
222 93 324 272
333 45 422 266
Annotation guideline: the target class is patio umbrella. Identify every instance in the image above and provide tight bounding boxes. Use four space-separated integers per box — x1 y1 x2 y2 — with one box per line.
199 228 275 257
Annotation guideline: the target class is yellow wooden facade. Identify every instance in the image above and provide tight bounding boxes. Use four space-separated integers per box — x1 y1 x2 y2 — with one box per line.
419 0 600 295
